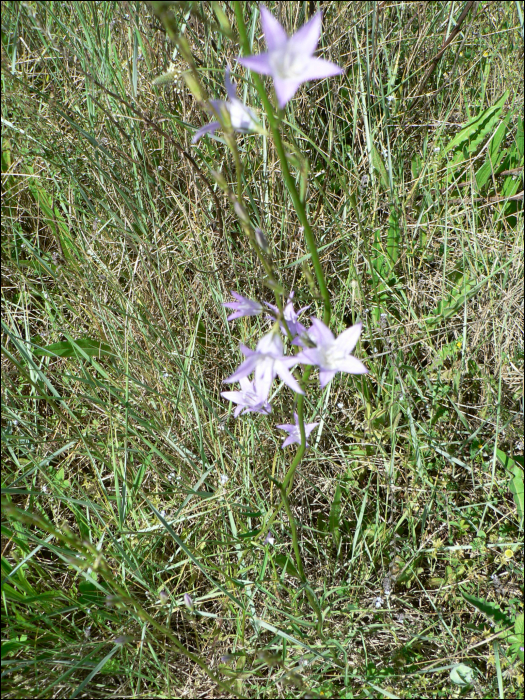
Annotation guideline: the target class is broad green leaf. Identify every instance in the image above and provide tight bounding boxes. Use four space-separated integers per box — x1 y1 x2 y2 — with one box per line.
450 663 474 686
515 613 524 636
274 554 302 579
475 112 512 190
26 170 74 260
32 339 114 359
387 210 401 264
1 640 26 658
328 484 342 549
371 144 389 190
461 590 513 627
496 449 524 521
509 467 524 522
442 91 509 158
517 116 524 158
427 274 476 325
210 1 234 38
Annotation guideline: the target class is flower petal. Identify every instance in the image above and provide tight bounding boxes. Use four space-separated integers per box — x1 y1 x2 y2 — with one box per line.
273 77 303 108
281 434 297 448
276 423 295 431
275 362 304 394
238 53 274 76
307 317 335 346
319 369 337 387
239 343 256 357
238 376 252 391
225 310 245 321
256 330 283 355
299 56 344 81
260 5 288 50
305 421 319 437
224 66 237 101
254 358 275 398
265 301 279 314
220 390 244 403
224 355 259 384
288 11 322 56
331 355 368 375
294 348 323 366
334 321 362 354
192 121 220 143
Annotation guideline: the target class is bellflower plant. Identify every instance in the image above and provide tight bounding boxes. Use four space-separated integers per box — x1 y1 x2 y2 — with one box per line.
177 3 369 607
265 291 309 343
276 412 319 448
295 318 368 387
220 376 271 417
238 6 343 108
223 329 304 398
192 67 261 143
223 291 263 320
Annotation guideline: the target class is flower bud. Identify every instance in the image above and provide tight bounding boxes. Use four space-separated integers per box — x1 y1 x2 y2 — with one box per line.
255 227 270 253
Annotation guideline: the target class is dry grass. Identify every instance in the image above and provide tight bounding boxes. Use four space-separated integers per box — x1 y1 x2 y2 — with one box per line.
2 1 523 698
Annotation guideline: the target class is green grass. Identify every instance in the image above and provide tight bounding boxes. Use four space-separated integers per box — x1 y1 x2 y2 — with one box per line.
1 1 523 697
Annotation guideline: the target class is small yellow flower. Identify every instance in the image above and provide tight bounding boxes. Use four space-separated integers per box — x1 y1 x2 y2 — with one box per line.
504 549 514 559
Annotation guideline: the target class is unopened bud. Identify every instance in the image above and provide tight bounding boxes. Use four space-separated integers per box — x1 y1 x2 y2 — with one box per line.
233 200 249 224
255 227 269 253
211 170 228 190
182 70 204 102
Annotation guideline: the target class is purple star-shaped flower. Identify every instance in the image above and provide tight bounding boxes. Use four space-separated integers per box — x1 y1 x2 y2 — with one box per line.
276 412 318 448
221 376 272 417
265 291 309 343
223 291 263 321
192 67 260 143
238 6 343 108
295 318 368 387
224 329 303 398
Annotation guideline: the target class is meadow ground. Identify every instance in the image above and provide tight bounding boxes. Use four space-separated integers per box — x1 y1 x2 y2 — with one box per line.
1 2 524 698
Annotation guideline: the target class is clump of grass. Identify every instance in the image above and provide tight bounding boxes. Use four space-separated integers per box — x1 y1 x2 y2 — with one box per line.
1 2 523 698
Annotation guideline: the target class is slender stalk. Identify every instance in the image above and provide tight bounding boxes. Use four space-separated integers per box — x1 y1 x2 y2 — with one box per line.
281 484 306 581
233 3 323 585
233 1 331 326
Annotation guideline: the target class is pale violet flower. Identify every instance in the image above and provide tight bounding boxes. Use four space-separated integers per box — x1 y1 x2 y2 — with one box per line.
183 593 194 610
295 318 368 387
221 376 272 417
224 329 303 398
276 412 318 448
192 67 260 143
238 7 343 108
223 291 263 321
219 474 229 486
264 531 275 545
375 596 384 609
265 292 309 343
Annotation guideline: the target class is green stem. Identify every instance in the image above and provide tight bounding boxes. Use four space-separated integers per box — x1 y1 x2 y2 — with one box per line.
228 136 243 202
259 365 313 538
233 1 331 326
280 482 306 582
